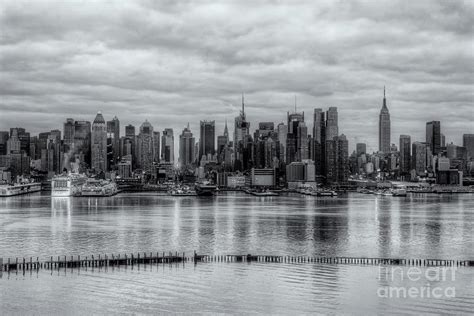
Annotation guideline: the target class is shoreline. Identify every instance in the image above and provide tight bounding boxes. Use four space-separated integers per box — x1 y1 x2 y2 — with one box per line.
2 190 474 198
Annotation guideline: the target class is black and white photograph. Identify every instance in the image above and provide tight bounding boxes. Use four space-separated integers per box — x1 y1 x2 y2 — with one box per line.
0 0 473 314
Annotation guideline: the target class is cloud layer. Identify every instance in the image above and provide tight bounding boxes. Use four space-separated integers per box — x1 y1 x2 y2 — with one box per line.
1 0 473 152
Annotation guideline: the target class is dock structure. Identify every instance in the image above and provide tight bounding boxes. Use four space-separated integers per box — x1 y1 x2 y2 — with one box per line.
1 253 473 272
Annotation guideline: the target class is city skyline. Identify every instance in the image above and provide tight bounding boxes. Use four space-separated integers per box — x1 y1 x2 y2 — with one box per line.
0 91 470 157
1 2 473 314
1 1 472 153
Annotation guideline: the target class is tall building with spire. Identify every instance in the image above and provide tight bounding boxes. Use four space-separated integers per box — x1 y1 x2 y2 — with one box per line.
379 87 391 153
217 119 229 161
223 119 229 141
234 94 250 170
91 111 107 172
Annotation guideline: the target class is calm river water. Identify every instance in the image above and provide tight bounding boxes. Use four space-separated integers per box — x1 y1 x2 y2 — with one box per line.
1 192 473 314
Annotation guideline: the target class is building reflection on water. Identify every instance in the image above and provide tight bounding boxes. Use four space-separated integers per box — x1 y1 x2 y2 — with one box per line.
51 197 71 213
0 192 468 261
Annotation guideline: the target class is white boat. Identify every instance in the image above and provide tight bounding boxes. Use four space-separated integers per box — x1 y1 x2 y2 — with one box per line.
51 173 88 197
81 179 118 197
392 188 407 197
249 189 279 196
0 182 42 197
195 181 217 196
317 190 338 197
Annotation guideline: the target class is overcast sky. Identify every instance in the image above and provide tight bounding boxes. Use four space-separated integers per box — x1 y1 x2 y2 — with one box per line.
1 0 473 153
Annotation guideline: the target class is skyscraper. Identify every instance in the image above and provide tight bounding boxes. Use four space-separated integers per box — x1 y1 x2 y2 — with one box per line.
9 128 30 155
412 142 427 176
325 134 349 184
137 120 154 172
125 124 136 168
74 120 91 167
47 130 62 173
426 121 441 155
63 118 75 148
234 94 250 170
223 119 229 141
463 134 474 160
379 87 391 153
6 128 21 154
179 124 195 168
153 131 160 163
161 128 174 163
313 109 323 143
286 110 304 163
399 135 411 176
107 116 120 168
38 132 50 171
356 143 366 157
217 135 227 158
296 122 308 161
277 123 287 164
216 120 230 164
0 131 9 155
91 112 107 172
312 109 326 177
199 120 215 161
325 107 338 141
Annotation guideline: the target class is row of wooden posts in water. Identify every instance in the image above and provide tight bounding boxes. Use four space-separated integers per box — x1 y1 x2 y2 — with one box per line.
1 252 473 272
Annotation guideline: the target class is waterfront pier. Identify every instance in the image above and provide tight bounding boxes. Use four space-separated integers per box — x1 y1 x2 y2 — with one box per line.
1 252 473 272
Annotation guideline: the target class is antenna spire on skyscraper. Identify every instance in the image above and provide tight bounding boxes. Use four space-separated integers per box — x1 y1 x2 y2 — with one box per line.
294 95 297 112
241 92 245 115
224 118 229 137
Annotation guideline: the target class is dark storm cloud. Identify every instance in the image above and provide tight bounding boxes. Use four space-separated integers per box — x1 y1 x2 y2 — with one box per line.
0 0 473 153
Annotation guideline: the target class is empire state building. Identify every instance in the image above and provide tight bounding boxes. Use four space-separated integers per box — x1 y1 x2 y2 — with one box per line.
379 87 391 153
